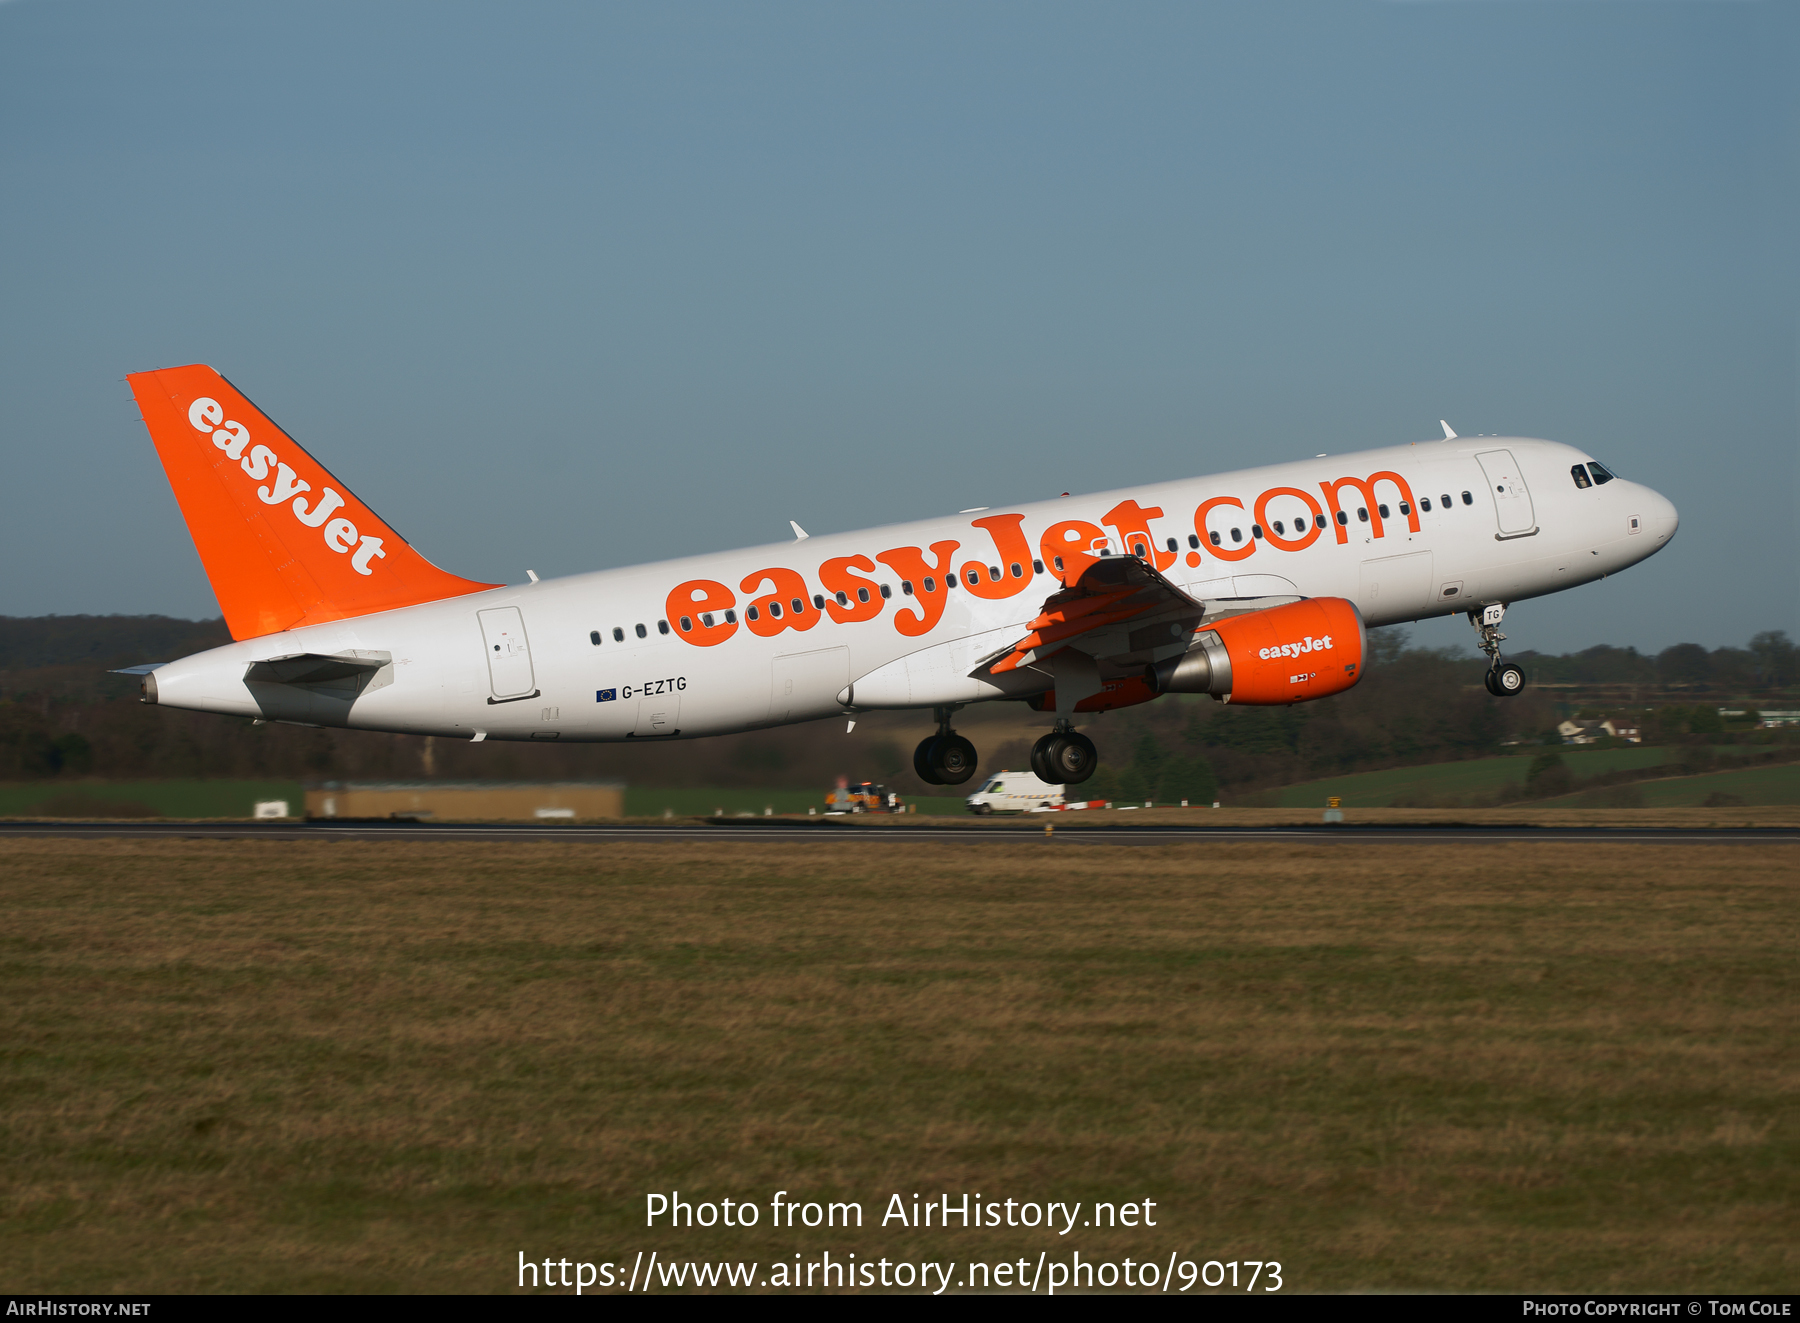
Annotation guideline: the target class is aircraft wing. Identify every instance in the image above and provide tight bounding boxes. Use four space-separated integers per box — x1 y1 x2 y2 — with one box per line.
974 557 1302 681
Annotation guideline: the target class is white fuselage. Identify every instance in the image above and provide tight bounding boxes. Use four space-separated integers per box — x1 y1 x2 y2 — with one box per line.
148 436 1678 741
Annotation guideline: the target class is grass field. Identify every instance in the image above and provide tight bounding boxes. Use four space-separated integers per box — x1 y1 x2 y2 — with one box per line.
1535 762 1800 809
0 781 971 820
1 838 1792 1293
1251 747 1744 809
0 779 304 818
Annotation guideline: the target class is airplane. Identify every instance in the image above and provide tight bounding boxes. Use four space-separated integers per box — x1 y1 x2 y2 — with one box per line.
121 365 1679 787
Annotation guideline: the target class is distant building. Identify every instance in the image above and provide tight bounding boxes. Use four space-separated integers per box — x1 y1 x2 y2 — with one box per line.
1718 708 1800 728
1558 719 1640 745
305 781 625 821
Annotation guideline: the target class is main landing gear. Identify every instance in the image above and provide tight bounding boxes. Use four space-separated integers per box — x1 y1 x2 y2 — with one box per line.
913 707 979 786
1031 720 1098 786
1472 604 1526 697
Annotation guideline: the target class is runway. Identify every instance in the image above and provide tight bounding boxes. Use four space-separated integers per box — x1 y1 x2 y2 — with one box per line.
3 820 1797 844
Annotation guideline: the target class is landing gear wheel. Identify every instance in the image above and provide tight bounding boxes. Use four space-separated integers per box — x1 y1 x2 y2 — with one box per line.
1491 662 1525 697
929 734 979 785
1030 733 1061 783
913 736 944 786
1046 731 1097 785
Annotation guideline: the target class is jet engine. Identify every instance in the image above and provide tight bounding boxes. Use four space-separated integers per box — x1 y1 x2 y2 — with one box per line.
1146 597 1366 705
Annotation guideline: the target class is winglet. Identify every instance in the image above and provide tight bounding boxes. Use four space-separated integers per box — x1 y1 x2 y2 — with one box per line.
790 521 810 541
1440 420 1458 440
128 365 499 641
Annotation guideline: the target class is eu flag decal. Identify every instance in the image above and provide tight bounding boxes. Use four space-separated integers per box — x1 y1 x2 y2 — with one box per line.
597 688 617 702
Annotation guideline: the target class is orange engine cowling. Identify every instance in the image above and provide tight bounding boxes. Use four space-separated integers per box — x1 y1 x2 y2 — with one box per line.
1146 597 1366 706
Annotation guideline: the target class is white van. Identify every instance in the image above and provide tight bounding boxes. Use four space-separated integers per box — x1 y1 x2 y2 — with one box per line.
964 770 1065 814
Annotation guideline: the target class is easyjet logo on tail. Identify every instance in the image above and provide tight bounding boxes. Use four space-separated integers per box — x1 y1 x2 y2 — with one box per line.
186 397 387 576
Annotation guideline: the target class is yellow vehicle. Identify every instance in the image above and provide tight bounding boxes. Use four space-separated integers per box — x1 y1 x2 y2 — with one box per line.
824 780 904 814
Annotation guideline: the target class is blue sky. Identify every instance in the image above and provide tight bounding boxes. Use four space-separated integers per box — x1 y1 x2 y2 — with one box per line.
2 0 1793 654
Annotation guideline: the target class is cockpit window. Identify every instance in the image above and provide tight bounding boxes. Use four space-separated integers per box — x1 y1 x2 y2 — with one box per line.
1587 462 1616 485
1570 464 1592 490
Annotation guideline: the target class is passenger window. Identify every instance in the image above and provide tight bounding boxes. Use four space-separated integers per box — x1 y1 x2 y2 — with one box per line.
701 613 715 627
1588 462 1615 485
1461 491 1473 505
612 627 624 642
1440 493 1452 508
1010 561 1023 577
1131 541 1146 557
724 610 737 624
879 584 892 599
1053 556 1065 571
1032 559 1044 574
1398 501 1409 515
1229 528 1241 542
792 598 806 614
636 623 647 638
901 580 914 596
813 594 824 610
1272 520 1284 535
678 616 692 632
1165 538 1177 553
988 565 1001 581
836 591 849 606
967 568 980 585
923 576 936 592
856 587 870 603
747 606 759 621
1421 497 1432 512
1336 510 1348 526
658 619 670 634
589 630 602 646
1251 524 1263 539
1209 530 1221 546
1377 503 1389 518
1357 507 1369 522
769 602 783 618
1187 534 1201 549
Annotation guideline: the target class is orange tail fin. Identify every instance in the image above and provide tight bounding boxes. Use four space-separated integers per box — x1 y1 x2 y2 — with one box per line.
129 364 498 640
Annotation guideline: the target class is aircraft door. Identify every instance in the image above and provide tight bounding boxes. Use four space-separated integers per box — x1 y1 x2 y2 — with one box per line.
1475 450 1537 537
478 607 538 701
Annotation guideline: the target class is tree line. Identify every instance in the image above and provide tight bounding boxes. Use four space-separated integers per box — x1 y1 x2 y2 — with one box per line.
0 615 1794 796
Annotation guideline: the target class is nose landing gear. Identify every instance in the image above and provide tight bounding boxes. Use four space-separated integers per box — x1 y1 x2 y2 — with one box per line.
1030 720 1098 785
1472 604 1526 697
913 706 979 786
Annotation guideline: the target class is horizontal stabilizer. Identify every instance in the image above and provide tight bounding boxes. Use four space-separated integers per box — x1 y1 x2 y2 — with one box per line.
245 651 392 686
